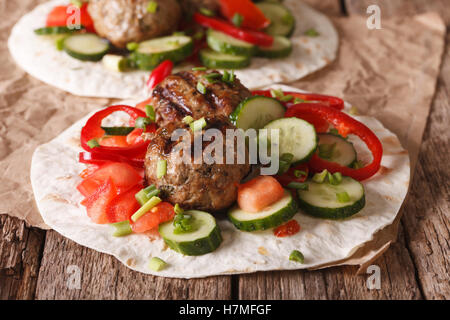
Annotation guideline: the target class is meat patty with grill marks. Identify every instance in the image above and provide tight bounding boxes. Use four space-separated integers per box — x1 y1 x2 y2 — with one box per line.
150 70 252 127
145 116 250 211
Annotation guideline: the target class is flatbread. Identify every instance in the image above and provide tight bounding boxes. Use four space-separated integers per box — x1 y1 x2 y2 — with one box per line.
9 0 338 99
30 85 410 278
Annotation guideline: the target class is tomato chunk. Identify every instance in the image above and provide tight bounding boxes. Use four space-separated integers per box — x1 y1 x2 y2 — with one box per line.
107 184 142 223
131 202 175 233
219 0 270 30
273 220 301 237
46 4 95 33
83 179 117 224
99 136 129 147
238 176 284 213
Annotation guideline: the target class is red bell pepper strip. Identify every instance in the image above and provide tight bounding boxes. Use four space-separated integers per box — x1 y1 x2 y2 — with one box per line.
46 4 95 33
219 0 270 30
147 60 174 93
80 105 149 159
194 13 273 47
285 102 330 133
287 104 383 181
252 90 345 110
79 152 145 168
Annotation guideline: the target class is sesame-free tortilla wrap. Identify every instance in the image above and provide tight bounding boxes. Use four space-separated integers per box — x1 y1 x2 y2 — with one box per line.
9 0 338 99
30 85 410 278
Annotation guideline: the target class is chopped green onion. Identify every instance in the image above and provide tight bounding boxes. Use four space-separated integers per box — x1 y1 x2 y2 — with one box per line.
172 31 185 36
318 143 336 160
204 73 222 83
349 106 359 115
111 221 133 237
87 139 100 149
222 70 230 82
131 196 162 222
293 97 305 104
280 95 294 102
280 153 294 163
145 105 155 122
157 159 167 179
327 171 337 185
277 153 294 175
174 204 184 215
190 117 207 132
70 0 84 8
55 37 66 51
294 170 307 178
332 172 343 184
192 66 207 71
312 169 328 183
147 1 158 13
199 7 215 17
289 250 305 263
336 191 350 203
282 13 294 25
229 70 235 82
182 116 194 125
135 116 151 129
232 13 243 27
304 28 320 37
193 31 204 40
352 160 364 169
197 81 206 94
173 211 194 234
126 42 139 51
270 88 284 99
135 185 160 206
148 257 167 271
287 182 309 190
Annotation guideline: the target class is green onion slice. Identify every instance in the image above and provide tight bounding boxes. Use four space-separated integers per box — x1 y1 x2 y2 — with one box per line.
87 139 100 149
287 182 309 190
289 250 305 263
111 221 133 237
190 117 207 132
147 1 158 13
135 116 151 129
157 159 167 179
131 196 162 222
145 105 155 122
197 81 206 94
149 257 167 271
336 191 350 203
312 169 328 183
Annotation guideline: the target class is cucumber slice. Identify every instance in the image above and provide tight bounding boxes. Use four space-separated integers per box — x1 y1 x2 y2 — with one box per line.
298 177 365 219
102 54 129 72
63 33 109 62
317 134 357 167
199 48 250 69
257 2 296 37
34 26 83 35
159 210 222 256
256 36 292 59
206 29 255 56
262 117 318 164
131 35 193 70
230 96 285 130
228 190 297 232
101 126 134 136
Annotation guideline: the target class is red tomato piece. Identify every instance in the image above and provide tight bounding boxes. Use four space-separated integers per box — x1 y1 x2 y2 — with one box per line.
46 6 68 27
99 136 129 148
237 176 285 213
131 202 175 233
219 0 270 30
273 220 301 237
46 4 95 33
83 178 117 224
126 128 144 145
79 164 101 179
107 184 142 223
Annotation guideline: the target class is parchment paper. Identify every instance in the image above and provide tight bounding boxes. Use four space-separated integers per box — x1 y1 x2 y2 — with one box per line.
0 1 445 269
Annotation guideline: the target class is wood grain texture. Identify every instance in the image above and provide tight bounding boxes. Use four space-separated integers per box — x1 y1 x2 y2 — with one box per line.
238 224 422 300
0 216 45 300
345 0 450 26
399 31 450 300
35 231 231 300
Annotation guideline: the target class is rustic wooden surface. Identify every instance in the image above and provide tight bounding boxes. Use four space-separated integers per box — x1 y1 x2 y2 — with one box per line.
1 0 449 300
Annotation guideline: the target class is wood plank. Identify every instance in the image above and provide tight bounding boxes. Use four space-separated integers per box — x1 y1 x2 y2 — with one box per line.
238 224 422 300
399 31 450 300
345 0 450 26
0 215 45 300
35 231 231 300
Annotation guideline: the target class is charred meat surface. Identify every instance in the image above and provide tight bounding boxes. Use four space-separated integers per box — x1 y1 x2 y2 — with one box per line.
151 70 252 127
88 0 181 48
145 117 250 211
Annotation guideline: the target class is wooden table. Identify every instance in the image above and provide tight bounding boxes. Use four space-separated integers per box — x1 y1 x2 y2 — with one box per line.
1 0 448 300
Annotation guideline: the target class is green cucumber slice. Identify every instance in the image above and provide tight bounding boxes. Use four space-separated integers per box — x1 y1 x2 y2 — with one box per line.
101 126 134 136
102 54 129 72
230 96 285 130
257 2 296 38
131 35 193 70
63 33 109 61
159 210 222 256
262 117 318 164
256 36 293 59
199 48 250 69
298 176 365 219
317 134 357 167
206 29 255 56
34 26 83 35
228 190 297 231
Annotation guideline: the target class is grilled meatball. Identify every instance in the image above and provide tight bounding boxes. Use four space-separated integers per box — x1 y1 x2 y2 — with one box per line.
179 0 220 17
151 70 252 127
88 0 181 48
145 117 250 211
